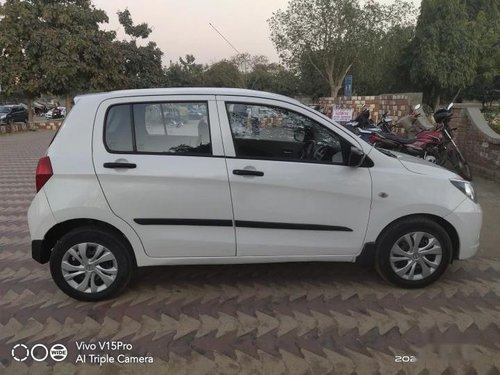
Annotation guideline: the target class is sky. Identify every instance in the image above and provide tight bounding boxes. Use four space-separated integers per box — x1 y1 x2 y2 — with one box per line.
90 0 421 65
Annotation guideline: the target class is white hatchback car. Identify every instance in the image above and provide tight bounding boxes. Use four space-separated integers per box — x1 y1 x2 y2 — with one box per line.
28 88 482 301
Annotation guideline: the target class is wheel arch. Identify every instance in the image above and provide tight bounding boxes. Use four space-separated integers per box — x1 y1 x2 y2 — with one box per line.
376 213 460 261
37 218 138 267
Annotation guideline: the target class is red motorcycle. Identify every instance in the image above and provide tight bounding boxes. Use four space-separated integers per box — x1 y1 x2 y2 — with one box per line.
368 104 472 181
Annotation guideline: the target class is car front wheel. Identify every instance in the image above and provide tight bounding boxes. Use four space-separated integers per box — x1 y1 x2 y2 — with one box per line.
50 227 134 301
375 218 452 288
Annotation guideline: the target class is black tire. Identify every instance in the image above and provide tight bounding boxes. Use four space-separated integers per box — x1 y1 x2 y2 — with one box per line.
49 226 134 301
375 217 452 288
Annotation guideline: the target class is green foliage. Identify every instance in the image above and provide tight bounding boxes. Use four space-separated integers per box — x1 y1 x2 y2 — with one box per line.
463 0 500 103
117 8 152 39
0 0 46 99
408 0 480 106
268 0 416 99
352 24 415 95
164 55 205 87
203 60 243 88
0 0 122 104
482 108 500 135
114 9 164 89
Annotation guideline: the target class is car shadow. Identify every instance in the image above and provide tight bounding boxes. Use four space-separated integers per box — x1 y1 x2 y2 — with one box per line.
131 261 383 290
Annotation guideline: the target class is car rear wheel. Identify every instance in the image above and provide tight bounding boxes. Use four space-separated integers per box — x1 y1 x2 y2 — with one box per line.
50 227 134 301
375 217 452 288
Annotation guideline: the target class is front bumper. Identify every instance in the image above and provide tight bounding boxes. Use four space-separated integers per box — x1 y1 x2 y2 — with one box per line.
444 198 482 259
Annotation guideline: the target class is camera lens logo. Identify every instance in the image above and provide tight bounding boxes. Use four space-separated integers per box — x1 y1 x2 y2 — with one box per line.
12 343 67 362
50 344 68 362
11 344 29 362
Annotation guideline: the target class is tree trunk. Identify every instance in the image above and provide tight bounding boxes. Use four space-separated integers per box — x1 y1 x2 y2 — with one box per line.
27 97 34 125
65 94 72 113
327 72 342 100
434 93 441 110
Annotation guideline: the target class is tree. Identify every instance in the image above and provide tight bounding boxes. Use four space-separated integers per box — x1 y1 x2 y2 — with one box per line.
203 60 243 88
247 61 299 96
114 9 164 89
0 0 123 115
409 0 480 108
0 0 46 122
38 0 123 110
352 24 415 95
164 54 204 87
268 0 415 99
463 0 500 105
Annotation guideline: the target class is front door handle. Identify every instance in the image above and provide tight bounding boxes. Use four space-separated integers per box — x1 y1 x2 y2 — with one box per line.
233 169 264 177
103 162 137 169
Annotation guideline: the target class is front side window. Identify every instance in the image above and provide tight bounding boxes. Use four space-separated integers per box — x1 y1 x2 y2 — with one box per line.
226 103 348 164
104 102 211 155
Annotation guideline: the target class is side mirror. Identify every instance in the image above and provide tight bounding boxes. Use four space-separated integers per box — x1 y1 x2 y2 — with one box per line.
348 146 366 167
293 128 306 142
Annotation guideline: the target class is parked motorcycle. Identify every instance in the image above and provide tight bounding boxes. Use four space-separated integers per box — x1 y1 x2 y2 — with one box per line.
367 104 472 181
430 103 472 181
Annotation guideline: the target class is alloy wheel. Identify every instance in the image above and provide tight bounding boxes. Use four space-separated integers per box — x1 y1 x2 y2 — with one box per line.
61 242 118 293
389 232 443 281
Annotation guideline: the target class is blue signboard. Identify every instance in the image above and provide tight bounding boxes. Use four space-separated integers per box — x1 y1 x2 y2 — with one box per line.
344 75 353 97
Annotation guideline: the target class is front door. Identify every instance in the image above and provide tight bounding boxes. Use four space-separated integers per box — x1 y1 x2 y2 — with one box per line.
217 97 372 257
93 95 235 258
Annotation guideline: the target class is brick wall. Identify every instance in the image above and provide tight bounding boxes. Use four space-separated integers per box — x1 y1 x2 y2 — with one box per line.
319 93 423 124
450 104 500 180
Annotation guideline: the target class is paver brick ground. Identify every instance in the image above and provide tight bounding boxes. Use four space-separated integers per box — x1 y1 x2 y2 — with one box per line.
1 130 499 374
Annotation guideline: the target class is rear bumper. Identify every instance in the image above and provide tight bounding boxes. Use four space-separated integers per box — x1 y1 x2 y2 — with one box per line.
444 198 482 259
32 240 49 263
28 190 57 259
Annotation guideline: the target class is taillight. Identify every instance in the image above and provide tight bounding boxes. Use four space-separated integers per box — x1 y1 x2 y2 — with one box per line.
35 156 53 192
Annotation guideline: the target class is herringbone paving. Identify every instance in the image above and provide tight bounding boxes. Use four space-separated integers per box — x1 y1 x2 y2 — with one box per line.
1 130 499 374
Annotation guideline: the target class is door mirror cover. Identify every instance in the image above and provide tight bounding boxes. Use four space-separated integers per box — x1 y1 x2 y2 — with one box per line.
348 146 366 167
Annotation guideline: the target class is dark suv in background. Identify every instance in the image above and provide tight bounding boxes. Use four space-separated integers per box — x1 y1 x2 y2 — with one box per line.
0 105 28 124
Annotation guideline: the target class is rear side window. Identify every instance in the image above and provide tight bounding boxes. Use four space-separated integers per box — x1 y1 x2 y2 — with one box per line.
104 102 211 155
105 105 134 152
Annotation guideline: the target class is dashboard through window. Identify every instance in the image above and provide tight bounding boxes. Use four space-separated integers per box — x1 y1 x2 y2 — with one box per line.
225 103 348 164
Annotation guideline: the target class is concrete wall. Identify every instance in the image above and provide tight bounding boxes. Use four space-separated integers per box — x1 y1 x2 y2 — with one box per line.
451 104 500 180
0 121 62 134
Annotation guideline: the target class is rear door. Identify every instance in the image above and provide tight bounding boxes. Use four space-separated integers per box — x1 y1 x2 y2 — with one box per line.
217 96 372 257
93 95 235 258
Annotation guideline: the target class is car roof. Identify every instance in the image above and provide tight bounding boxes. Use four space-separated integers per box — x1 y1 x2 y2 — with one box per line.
74 88 301 105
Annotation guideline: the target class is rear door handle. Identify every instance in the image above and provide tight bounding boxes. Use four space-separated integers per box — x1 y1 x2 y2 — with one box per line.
103 162 137 169
233 169 264 177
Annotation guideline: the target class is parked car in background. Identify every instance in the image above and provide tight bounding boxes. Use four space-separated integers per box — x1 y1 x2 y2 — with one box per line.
28 88 482 301
0 105 28 124
45 107 66 119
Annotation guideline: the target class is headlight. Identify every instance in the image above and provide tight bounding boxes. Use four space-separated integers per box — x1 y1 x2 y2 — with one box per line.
0 115 6 119
450 179 476 202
